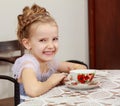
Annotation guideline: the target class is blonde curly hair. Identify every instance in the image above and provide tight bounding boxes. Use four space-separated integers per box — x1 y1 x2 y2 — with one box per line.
17 4 58 44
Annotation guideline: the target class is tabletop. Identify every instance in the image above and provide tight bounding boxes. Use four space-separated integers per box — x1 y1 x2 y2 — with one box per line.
18 70 120 106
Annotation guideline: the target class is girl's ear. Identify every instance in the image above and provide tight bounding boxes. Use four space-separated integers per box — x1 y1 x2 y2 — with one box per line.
22 38 31 50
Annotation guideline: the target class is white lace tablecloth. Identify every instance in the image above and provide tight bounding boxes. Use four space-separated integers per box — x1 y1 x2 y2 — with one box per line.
18 70 120 106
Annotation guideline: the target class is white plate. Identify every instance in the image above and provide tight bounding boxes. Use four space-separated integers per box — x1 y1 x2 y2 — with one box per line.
65 80 100 90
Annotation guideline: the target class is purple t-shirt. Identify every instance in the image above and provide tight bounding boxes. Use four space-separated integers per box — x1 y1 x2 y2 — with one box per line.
12 54 59 100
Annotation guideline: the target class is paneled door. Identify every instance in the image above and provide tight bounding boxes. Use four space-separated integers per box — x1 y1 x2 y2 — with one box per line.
88 0 120 69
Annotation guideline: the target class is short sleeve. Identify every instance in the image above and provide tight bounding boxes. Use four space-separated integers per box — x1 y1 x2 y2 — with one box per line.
12 54 39 79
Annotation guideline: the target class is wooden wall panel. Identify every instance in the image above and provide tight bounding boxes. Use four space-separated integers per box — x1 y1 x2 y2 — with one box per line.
88 0 120 69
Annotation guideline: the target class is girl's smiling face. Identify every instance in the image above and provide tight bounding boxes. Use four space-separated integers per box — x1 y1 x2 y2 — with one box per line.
23 22 59 62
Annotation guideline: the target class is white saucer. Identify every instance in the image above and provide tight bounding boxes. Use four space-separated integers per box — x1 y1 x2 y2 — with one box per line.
65 80 100 90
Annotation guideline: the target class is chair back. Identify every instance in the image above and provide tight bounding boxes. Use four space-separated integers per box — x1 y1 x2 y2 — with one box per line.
66 60 88 69
0 75 20 106
0 40 24 63
0 40 24 106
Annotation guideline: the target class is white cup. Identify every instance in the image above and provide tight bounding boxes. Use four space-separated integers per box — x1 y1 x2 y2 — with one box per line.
69 69 96 84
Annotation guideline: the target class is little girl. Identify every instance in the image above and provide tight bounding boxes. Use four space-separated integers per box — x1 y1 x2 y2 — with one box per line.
12 4 87 101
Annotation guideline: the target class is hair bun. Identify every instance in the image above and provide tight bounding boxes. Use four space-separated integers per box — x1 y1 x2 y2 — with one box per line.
17 4 57 44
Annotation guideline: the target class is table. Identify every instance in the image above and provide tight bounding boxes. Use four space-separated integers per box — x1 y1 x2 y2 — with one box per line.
18 70 120 106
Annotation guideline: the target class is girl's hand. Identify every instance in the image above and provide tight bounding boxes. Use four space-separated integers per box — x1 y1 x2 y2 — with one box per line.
47 72 67 87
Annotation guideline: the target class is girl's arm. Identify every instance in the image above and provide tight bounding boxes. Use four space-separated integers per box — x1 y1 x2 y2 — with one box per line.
57 61 87 73
19 68 66 97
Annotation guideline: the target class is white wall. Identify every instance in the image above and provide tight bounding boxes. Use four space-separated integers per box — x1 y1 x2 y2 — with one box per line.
0 0 88 98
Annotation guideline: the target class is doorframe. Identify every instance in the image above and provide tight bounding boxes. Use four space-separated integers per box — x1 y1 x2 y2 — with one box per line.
88 0 96 69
